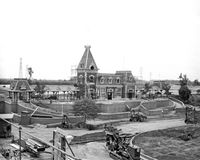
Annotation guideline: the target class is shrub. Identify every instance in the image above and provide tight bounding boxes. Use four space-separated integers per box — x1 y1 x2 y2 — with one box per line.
73 98 100 119
179 85 191 103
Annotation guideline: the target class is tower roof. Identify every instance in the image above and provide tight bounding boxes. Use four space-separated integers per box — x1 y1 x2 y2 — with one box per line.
77 45 98 71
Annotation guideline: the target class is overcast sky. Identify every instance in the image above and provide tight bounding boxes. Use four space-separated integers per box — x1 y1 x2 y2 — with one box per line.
0 0 199 81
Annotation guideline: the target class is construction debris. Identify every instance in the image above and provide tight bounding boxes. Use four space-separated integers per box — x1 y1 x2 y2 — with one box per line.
104 125 141 160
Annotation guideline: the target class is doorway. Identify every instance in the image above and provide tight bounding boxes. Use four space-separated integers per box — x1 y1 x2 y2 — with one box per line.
128 90 133 99
107 88 113 100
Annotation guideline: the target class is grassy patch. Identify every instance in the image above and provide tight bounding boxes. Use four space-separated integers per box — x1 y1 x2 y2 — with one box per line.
135 125 200 160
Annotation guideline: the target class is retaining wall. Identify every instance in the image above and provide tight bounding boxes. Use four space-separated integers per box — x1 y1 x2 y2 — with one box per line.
142 99 173 110
38 100 141 114
3 101 16 113
31 115 85 125
71 131 105 144
98 99 175 120
13 113 85 125
97 112 130 120
33 102 74 113
140 99 175 116
97 100 141 113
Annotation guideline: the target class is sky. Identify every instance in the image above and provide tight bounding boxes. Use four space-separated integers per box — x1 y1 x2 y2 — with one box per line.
0 0 199 81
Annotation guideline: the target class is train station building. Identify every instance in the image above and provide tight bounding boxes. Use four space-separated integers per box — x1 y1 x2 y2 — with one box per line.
76 45 136 99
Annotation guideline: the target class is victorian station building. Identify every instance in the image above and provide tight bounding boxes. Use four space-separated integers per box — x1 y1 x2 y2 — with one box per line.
76 45 136 100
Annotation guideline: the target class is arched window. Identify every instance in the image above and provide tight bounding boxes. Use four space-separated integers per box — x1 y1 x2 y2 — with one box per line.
108 77 112 84
79 75 83 84
116 77 120 84
100 77 104 84
79 75 83 79
89 75 95 82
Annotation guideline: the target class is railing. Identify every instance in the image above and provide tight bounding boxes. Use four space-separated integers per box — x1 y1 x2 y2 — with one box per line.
0 117 81 160
18 100 63 117
168 96 186 108
130 132 158 160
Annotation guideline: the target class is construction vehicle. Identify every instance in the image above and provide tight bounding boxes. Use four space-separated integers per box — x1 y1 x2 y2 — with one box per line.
47 114 86 129
61 114 86 129
105 125 141 160
129 109 147 122
125 105 147 122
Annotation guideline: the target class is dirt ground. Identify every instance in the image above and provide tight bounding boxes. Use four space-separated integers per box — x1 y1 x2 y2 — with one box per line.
8 118 186 160
135 125 200 160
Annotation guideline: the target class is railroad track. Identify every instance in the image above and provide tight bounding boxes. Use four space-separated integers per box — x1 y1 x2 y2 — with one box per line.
141 153 158 160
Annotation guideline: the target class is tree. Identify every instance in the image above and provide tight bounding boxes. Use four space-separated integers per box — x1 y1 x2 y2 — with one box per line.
179 73 188 86
34 81 46 98
73 98 100 119
178 73 191 102
144 83 151 94
179 85 191 102
162 83 171 96
27 67 34 79
193 79 200 86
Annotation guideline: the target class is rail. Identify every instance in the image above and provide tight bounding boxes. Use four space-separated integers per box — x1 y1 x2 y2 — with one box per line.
130 132 158 160
168 96 186 108
18 100 63 117
141 153 158 160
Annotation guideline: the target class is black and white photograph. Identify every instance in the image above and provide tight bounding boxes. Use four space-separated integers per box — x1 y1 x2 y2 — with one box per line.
0 0 200 160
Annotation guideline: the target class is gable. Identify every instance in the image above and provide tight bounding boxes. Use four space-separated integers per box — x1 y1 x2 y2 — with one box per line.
77 45 98 71
10 79 32 91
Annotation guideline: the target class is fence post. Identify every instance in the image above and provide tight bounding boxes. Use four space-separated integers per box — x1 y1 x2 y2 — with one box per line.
19 126 22 160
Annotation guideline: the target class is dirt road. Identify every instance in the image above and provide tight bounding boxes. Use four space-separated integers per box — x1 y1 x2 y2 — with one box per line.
11 118 186 160
118 118 186 134
69 118 186 160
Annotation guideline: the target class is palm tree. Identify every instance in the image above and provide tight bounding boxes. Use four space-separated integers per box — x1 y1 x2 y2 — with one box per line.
28 67 34 79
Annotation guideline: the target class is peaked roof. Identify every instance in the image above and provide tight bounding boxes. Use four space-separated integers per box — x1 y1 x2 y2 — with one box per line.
10 78 33 92
77 45 98 71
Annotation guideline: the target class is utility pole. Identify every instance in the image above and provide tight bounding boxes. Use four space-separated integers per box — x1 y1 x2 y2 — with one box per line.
19 126 22 160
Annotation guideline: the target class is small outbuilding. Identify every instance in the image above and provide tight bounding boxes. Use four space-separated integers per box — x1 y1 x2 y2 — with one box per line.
0 113 13 138
8 78 34 103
